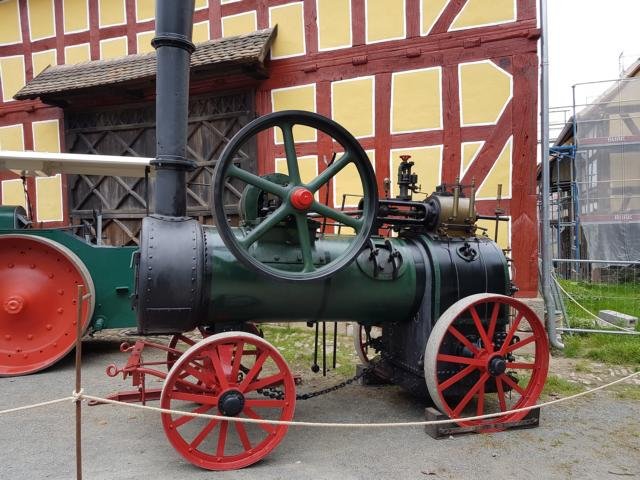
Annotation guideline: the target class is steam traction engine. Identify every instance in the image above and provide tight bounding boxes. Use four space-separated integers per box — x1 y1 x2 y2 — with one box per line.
0 0 549 471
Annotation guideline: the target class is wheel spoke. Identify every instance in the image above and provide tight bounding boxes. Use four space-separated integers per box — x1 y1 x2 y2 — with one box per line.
438 364 477 391
469 306 492 352
228 165 287 198
506 362 535 369
209 346 230 390
452 372 490 417
245 372 285 393
446 326 480 356
230 341 245 384
295 214 315 273
436 354 484 366
311 201 363 230
239 350 269 391
487 302 500 342
500 373 526 396
307 151 352 193
189 419 219 449
476 382 485 417
244 407 276 434
216 420 228 457
499 311 524 355
504 334 536 354
172 404 214 429
239 205 290 249
235 422 252 451
244 399 286 409
496 376 507 412
280 123 301 185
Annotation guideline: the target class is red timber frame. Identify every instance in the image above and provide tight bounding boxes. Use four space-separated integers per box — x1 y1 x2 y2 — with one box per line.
0 0 540 296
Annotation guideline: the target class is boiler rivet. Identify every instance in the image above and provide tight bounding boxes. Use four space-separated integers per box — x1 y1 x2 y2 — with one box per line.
4 334 11 341
27 334 33 340
46 324 53 331
57 308 64 314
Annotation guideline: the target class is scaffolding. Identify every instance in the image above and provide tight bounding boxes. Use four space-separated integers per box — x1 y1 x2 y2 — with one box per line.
548 75 640 266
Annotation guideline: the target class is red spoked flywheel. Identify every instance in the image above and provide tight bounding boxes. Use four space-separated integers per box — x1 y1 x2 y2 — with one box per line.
0 235 95 376
424 293 549 430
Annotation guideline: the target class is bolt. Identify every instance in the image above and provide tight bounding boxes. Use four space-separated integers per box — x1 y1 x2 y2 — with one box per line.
45 324 53 331
57 308 64 314
57 289 64 296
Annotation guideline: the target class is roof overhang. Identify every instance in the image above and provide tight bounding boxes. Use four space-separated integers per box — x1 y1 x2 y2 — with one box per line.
0 151 152 177
15 28 275 105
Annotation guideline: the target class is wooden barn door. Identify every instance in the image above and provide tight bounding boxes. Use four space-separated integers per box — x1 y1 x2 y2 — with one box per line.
65 91 255 245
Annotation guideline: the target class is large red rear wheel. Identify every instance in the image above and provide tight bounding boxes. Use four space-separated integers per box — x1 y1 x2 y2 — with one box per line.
161 332 295 470
0 235 95 376
425 294 549 430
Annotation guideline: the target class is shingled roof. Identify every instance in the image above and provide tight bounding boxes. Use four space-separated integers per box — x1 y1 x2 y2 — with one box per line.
15 28 276 102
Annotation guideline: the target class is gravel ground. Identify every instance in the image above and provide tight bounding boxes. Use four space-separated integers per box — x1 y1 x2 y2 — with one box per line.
1 335 639 480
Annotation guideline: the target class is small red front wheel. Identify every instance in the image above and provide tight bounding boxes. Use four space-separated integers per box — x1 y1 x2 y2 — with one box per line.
424 294 549 430
161 332 296 470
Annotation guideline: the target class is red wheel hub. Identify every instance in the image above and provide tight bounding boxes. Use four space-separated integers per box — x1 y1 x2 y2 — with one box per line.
0 235 94 376
290 187 314 211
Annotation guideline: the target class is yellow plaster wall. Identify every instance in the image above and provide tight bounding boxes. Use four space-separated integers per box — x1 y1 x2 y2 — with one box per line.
0 56 26 103
317 0 351 50
0 124 25 151
28 0 55 40
269 2 306 59
334 150 375 207
450 0 516 30
222 12 258 38
36 174 64 222
390 146 442 196
32 50 57 76
32 120 61 153
100 37 128 60
392 67 442 133
421 0 449 35
331 76 375 139
477 217 510 250
1 179 27 209
196 0 207 8
460 141 484 177
275 155 318 184
65 43 91 64
193 21 210 43
137 31 155 54
459 61 512 126
477 137 512 199
366 0 405 44
136 0 154 21
63 0 89 33
99 0 126 27
0 0 22 45
271 84 316 143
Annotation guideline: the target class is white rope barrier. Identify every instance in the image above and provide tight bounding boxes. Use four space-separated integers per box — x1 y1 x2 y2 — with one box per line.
3 371 638 428
554 278 637 333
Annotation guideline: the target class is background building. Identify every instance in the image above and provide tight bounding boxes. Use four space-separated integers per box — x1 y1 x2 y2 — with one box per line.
0 0 540 296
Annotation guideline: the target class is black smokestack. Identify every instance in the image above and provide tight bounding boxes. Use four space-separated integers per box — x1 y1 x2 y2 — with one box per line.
151 0 196 217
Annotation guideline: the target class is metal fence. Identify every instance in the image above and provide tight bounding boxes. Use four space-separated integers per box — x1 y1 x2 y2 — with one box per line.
552 258 640 334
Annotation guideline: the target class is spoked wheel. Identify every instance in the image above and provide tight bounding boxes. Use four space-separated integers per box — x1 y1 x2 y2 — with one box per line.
212 110 378 282
353 324 382 365
161 332 296 470
0 235 95 376
424 294 549 430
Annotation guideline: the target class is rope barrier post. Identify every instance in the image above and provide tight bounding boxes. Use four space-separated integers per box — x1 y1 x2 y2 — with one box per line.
75 285 84 480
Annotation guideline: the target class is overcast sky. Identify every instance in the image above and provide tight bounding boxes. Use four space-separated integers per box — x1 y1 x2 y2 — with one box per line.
548 0 640 108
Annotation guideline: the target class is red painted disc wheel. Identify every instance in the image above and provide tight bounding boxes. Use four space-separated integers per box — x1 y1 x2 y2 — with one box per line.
353 324 382 365
0 235 95 376
161 332 296 470
425 294 549 430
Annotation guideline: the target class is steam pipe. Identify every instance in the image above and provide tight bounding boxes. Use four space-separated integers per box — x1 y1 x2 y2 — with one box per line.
151 0 196 217
539 0 564 349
